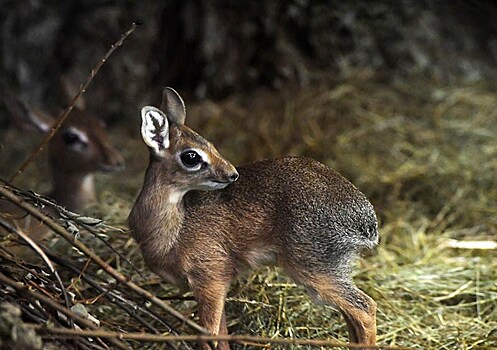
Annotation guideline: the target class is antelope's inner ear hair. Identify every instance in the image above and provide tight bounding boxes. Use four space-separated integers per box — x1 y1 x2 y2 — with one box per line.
141 106 170 156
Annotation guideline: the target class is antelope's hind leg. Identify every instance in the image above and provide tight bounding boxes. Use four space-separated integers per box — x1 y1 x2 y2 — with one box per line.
292 271 377 347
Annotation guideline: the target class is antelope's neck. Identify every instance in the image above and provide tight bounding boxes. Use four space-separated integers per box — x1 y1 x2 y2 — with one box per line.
50 172 96 212
129 165 185 258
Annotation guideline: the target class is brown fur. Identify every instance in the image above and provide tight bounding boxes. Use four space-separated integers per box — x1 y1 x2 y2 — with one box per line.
129 88 378 349
1 100 124 251
46 111 124 211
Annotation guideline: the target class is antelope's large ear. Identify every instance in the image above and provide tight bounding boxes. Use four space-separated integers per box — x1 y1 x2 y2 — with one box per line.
3 95 52 133
141 106 169 157
160 87 186 125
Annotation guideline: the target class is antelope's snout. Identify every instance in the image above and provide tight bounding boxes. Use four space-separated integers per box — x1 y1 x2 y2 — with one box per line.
212 158 239 185
100 148 126 172
200 162 237 191
228 171 239 182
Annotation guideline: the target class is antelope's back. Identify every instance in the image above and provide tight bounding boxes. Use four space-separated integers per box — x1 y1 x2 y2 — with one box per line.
185 156 378 251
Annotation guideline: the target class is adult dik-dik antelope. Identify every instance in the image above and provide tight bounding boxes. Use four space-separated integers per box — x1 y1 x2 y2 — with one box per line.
129 88 378 349
1 95 125 248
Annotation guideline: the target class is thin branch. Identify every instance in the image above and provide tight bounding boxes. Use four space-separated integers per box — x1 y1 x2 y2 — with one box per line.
0 216 74 329
3 294 47 324
0 217 52 270
78 222 144 278
0 271 129 350
9 21 139 183
44 252 186 350
0 184 210 336
1 183 143 277
50 253 162 334
31 326 413 350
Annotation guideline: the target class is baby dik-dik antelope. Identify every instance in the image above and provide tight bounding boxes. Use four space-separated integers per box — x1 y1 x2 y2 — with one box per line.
129 88 378 349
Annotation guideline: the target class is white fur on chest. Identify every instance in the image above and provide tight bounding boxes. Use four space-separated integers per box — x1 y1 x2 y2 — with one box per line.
167 189 187 205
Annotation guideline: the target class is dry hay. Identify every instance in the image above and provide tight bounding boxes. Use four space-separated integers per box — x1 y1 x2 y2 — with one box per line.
1 76 496 349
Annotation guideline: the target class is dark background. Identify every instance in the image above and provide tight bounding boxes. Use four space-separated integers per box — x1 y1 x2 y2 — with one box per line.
2 0 497 123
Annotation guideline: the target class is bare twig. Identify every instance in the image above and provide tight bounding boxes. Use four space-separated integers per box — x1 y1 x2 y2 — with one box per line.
0 272 129 350
78 222 144 278
1 183 143 277
30 325 413 350
0 216 74 329
9 22 139 183
50 253 165 333
0 184 210 336
46 251 187 350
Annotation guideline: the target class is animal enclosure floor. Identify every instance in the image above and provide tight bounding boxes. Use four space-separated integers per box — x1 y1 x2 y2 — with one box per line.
1 76 496 350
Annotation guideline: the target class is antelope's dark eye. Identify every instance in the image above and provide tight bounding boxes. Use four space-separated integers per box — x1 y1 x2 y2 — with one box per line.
180 150 202 168
62 129 81 145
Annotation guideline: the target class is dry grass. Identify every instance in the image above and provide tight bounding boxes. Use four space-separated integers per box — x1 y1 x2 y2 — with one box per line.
1 76 496 349
184 77 497 350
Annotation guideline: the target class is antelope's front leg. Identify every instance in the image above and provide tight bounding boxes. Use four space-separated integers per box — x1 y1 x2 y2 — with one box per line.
193 279 230 350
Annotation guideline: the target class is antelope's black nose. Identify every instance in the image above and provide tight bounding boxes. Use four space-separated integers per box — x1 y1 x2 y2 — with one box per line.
229 172 239 182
